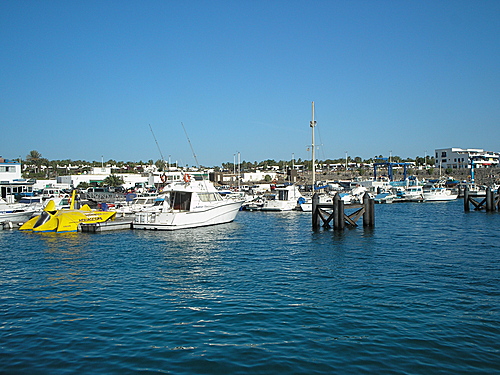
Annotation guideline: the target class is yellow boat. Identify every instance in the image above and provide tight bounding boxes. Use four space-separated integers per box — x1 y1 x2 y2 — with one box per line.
19 190 116 233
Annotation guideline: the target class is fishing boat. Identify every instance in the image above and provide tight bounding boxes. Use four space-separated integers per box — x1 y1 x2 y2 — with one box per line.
133 175 243 230
19 191 116 232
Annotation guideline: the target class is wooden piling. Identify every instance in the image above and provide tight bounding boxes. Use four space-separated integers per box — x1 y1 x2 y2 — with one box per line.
312 193 320 230
363 193 370 227
332 193 340 229
363 192 375 227
311 191 375 231
336 197 345 230
497 188 500 211
464 186 500 212
464 187 470 212
486 188 493 212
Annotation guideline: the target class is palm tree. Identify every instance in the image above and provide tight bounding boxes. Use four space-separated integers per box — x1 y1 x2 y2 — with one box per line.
103 174 125 187
40 158 50 178
26 150 42 174
155 159 166 172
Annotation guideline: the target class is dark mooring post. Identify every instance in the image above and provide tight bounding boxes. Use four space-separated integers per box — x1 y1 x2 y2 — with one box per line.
486 188 494 212
335 194 345 230
497 187 500 211
332 192 339 229
312 193 320 229
464 187 470 212
370 195 375 225
363 192 375 227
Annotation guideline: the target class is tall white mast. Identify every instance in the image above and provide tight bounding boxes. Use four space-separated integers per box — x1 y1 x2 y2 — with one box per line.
310 102 316 189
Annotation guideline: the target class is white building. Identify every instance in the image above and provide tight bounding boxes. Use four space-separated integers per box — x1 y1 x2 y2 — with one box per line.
435 148 499 169
0 158 22 182
242 170 278 182
0 158 36 199
56 170 210 190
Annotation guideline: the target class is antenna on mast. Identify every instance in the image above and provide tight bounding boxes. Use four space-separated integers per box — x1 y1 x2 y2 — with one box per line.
149 124 165 164
310 102 317 189
181 122 200 169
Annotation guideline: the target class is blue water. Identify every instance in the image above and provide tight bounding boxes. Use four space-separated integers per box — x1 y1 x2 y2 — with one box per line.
1 200 499 374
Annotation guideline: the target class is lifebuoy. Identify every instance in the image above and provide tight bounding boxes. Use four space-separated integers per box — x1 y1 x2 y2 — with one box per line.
183 174 191 183
160 174 167 183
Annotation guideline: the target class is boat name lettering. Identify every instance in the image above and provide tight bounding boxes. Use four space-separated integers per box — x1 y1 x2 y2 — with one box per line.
79 216 103 222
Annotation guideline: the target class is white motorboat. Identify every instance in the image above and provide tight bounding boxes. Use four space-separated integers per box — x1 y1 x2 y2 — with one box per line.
374 192 396 204
133 176 244 230
261 185 304 211
0 196 40 224
242 196 266 211
423 187 458 201
114 194 164 216
397 186 424 202
19 195 71 210
340 186 367 204
299 194 333 212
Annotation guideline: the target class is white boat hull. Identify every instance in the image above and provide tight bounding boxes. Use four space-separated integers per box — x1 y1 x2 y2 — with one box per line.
300 203 312 212
0 210 38 224
134 200 242 230
423 188 458 201
260 201 298 211
299 194 333 212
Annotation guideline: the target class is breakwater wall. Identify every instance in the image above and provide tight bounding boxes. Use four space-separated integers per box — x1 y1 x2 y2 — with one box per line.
293 168 500 186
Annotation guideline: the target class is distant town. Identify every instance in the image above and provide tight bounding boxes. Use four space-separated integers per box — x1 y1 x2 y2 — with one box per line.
1 147 499 197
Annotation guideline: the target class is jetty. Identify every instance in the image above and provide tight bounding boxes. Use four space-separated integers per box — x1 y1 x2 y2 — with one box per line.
79 218 134 232
312 192 375 230
463 187 500 212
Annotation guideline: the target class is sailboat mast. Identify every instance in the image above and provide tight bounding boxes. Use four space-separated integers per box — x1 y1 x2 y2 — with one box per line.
310 101 317 189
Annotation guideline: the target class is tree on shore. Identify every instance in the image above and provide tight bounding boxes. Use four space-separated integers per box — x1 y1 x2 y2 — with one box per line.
26 150 42 174
103 174 125 187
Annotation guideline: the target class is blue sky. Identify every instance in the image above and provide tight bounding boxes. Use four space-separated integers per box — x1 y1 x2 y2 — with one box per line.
1 0 499 167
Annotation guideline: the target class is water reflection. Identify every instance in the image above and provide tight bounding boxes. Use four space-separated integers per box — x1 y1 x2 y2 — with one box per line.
18 232 93 306
132 223 244 305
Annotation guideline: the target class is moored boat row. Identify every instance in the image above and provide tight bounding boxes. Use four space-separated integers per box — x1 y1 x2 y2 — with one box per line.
3 173 498 232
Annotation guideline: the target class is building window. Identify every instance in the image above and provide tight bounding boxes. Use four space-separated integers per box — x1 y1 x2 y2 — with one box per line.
441 151 447 157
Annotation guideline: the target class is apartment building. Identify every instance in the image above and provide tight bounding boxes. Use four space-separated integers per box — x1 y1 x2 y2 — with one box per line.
435 148 499 169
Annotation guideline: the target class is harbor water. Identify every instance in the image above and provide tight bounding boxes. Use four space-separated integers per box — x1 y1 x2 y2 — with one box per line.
1 200 499 374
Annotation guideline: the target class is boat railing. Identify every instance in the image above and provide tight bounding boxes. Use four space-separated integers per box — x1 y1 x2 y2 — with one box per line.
135 212 158 224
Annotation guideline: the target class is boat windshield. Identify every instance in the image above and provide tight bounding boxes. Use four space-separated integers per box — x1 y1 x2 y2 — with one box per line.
170 192 191 211
33 211 52 229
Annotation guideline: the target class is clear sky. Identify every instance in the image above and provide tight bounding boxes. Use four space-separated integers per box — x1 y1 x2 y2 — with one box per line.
1 0 499 167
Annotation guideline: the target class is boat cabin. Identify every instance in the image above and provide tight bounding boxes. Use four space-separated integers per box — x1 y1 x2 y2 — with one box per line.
169 190 223 211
